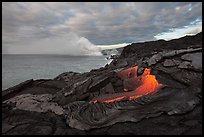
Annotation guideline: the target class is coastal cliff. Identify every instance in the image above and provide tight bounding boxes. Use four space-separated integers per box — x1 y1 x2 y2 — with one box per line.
2 32 202 135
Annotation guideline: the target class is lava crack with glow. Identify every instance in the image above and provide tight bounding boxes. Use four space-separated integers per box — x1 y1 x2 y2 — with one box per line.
91 66 165 103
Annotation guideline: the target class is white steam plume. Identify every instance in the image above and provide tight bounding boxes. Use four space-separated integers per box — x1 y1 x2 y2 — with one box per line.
5 32 102 56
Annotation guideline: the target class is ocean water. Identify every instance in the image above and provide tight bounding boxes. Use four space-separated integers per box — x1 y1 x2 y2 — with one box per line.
2 54 112 90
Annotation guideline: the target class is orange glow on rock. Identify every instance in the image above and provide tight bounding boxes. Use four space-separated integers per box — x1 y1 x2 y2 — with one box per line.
102 96 126 103
142 68 151 75
91 66 165 104
129 94 143 100
117 66 138 79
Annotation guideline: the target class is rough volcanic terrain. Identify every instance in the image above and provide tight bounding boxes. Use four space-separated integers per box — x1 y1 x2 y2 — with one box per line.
2 32 202 135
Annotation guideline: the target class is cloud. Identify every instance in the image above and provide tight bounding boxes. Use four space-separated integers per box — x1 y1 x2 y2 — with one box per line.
154 19 202 40
186 27 202 35
2 2 202 54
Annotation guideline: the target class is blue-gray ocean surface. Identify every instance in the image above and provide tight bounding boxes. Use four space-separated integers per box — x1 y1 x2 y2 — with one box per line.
2 54 111 90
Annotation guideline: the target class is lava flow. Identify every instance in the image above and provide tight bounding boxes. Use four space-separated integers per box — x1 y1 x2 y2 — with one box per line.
91 66 165 104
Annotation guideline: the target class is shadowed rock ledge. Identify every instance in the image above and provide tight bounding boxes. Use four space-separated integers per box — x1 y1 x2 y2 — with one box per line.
2 32 202 135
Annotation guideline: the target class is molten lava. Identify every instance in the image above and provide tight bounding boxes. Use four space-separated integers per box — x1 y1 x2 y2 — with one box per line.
91 66 165 104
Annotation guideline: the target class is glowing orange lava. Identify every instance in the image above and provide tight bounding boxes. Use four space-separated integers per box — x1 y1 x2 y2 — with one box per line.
91 66 165 104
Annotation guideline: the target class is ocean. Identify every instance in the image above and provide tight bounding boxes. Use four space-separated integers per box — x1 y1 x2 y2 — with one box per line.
2 54 112 90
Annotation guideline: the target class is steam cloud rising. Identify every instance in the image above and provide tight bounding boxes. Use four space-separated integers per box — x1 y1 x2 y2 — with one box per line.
4 33 102 56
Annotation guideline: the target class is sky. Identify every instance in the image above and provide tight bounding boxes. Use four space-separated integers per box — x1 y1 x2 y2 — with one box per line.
2 2 202 55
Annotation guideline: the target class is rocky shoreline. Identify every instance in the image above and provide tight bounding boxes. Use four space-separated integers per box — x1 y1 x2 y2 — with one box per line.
2 32 202 135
